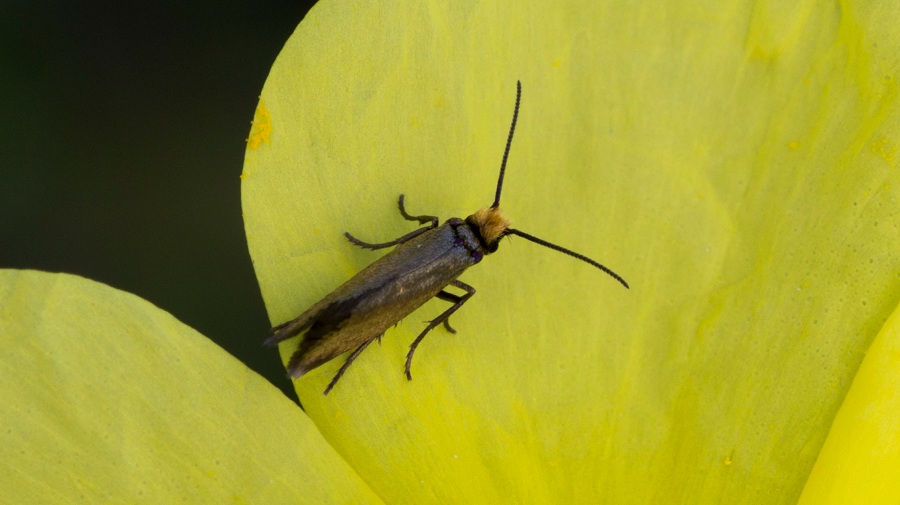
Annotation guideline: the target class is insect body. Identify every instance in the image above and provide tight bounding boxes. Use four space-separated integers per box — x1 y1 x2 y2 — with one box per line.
267 81 628 394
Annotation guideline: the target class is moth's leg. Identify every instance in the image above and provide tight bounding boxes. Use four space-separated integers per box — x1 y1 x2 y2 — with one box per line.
435 292 459 334
323 337 378 395
436 279 476 333
435 290 461 334
344 194 439 249
405 280 476 380
398 194 439 229
344 226 431 250
442 319 455 333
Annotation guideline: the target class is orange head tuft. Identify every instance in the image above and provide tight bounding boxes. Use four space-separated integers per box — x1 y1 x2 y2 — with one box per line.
465 207 510 253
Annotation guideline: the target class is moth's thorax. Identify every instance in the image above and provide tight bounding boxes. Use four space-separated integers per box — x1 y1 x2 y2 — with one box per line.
443 217 484 263
464 206 510 254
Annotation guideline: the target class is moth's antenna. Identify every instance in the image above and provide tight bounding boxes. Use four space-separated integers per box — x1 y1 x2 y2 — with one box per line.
491 82 627 289
505 228 630 289
492 80 522 209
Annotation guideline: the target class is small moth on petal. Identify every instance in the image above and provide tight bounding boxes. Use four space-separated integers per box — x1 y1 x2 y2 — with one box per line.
267 81 628 394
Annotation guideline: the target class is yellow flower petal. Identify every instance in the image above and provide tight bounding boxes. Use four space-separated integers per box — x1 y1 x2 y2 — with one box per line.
0 270 380 504
798 301 900 504
244 1 900 502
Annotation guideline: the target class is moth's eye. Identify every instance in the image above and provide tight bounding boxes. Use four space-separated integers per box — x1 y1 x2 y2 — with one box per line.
486 242 499 254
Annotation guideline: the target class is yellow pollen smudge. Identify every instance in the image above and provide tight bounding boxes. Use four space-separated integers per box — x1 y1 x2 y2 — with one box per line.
247 99 273 150
870 136 896 165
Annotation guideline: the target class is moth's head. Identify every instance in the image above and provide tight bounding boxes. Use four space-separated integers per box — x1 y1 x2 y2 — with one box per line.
466 206 510 254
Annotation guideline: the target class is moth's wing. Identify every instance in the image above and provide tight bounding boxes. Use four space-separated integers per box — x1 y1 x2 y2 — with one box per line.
280 224 479 378
264 231 440 348
265 304 320 346
265 226 451 347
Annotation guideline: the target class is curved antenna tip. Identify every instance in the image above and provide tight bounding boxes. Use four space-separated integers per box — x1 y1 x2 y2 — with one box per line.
506 228 629 289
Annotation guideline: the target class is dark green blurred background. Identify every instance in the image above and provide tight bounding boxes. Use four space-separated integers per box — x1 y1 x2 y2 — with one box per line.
1 2 318 402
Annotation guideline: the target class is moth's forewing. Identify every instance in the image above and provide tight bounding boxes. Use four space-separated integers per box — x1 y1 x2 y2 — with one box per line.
273 222 479 378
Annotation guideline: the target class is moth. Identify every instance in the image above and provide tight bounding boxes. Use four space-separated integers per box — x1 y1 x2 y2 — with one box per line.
267 81 629 394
